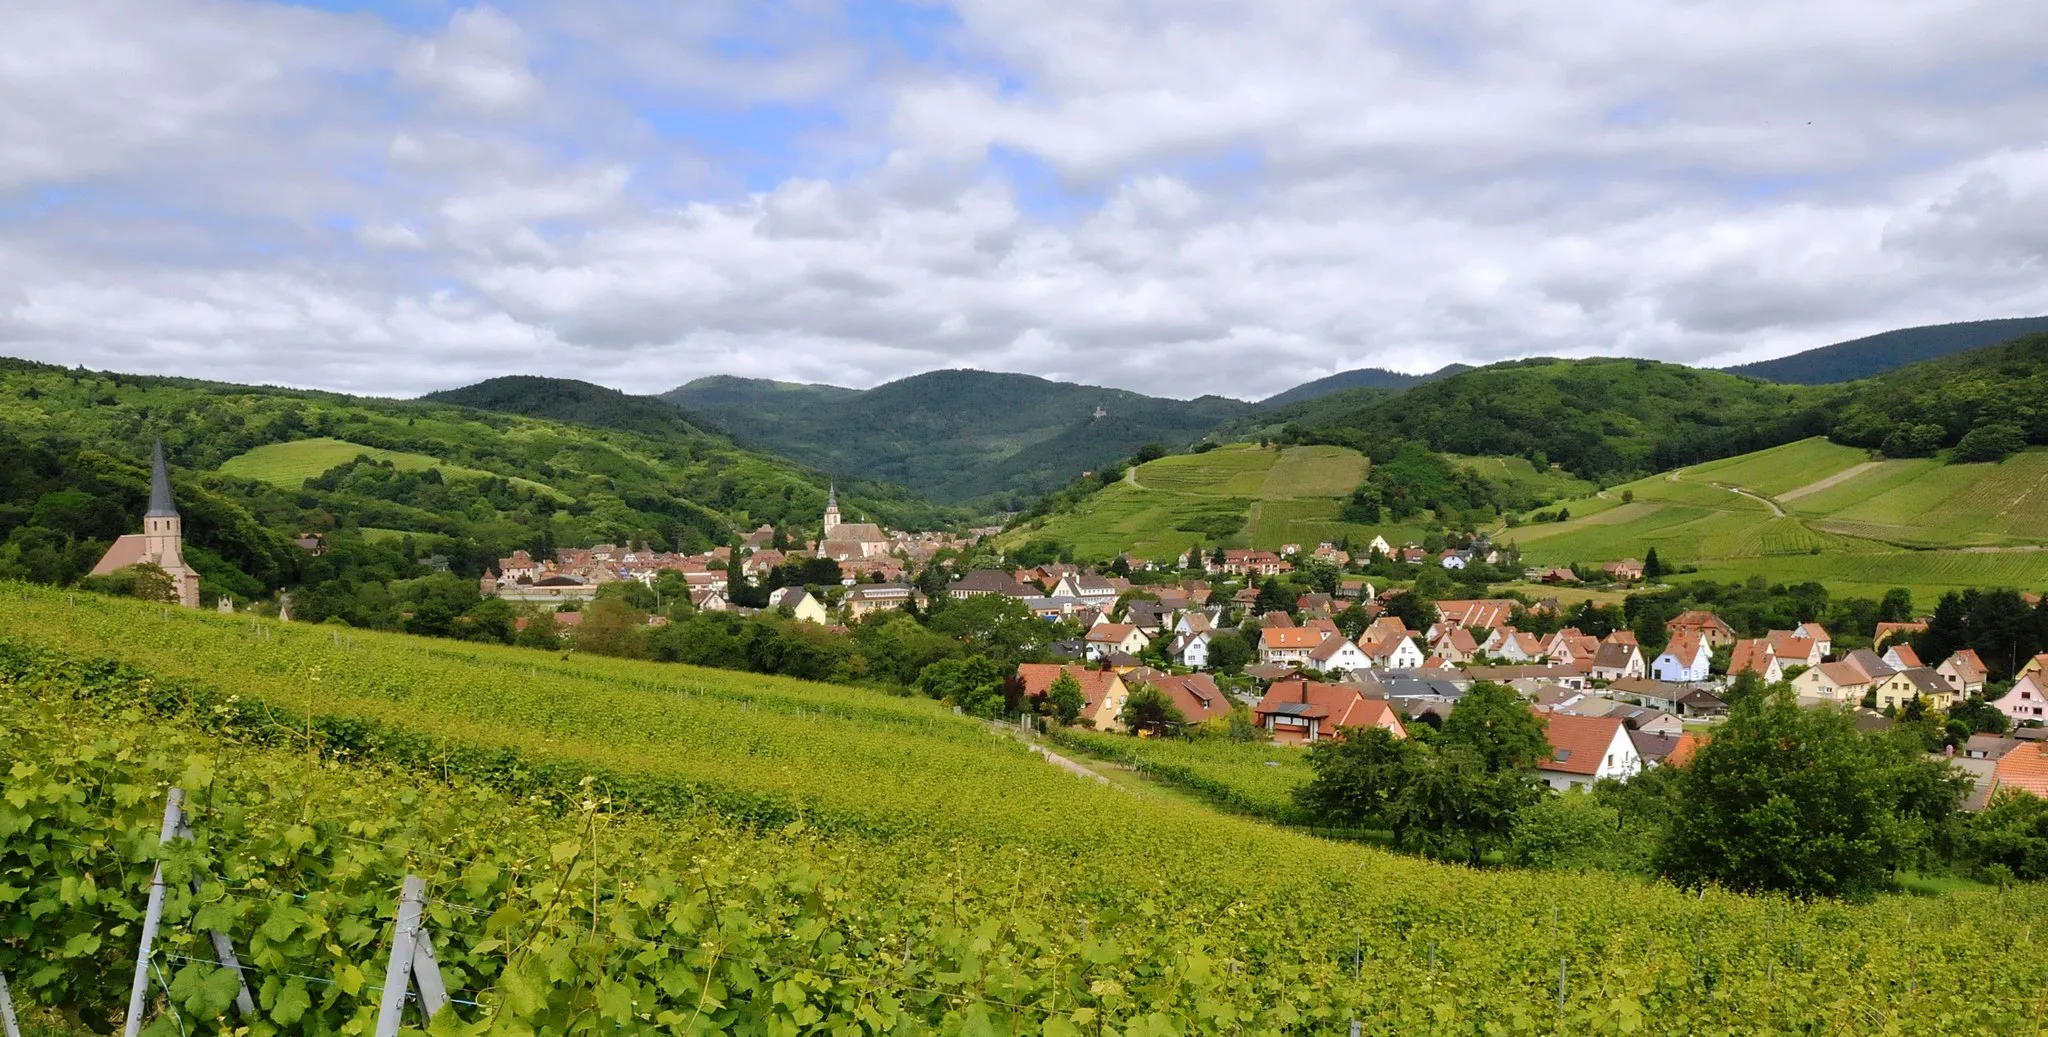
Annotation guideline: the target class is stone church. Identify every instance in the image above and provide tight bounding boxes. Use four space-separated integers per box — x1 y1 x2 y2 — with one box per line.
816 484 888 561
89 440 203 607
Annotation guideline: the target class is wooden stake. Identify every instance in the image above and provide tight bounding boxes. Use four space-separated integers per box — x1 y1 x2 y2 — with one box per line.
0 970 21 1037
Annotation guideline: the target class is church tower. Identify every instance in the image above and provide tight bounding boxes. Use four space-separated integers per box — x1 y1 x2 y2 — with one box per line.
823 483 841 536
91 440 203 607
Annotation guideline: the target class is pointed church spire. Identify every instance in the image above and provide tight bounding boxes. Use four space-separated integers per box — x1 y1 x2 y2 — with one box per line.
827 482 838 509
145 439 178 518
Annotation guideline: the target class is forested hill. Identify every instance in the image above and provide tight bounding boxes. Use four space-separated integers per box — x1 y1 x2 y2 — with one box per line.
1724 316 2048 384
0 357 954 603
1828 332 2048 460
663 369 1252 507
1269 357 1844 482
1259 363 1470 407
422 375 717 441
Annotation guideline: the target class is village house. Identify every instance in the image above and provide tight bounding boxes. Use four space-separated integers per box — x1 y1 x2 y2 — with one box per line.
1260 627 1323 667
1883 643 1925 671
765 587 829 624
1766 632 1825 669
1791 661 1877 705
1252 678 1407 745
1051 572 1121 607
1727 639 1782 683
1436 599 1517 630
1604 558 1645 582
1308 635 1373 675
1537 712 1642 790
1215 549 1289 577
1170 628 1212 669
1793 622 1834 658
1873 666 1953 712
949 570 1031 599
89 441 203 608
1493 631 1547 664
1430 626 1483 666
1085 623 1151 662
1650 633 1712 683
1992 674 2048 726
1590 642 1646 682
1874 621 1929 648
842 583 918 620
815 487 893 561
1937 650 1989 696
1606 677 1687 712
1016 664 1128 729
1139 673 1237 726
1363 634 1428 670
1665 610 1738 648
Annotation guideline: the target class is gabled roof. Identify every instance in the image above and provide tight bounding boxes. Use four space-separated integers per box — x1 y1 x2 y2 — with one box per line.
1591 642 1639 672
1261 627 1323 650
1838 649 1895 683
1894 666 1949 697
1666 610 1733 634
1767 632 1819 661
1728 639 1775 677
1660 632 1707 663
1309 637 1364 664
1016 664 1121 712
951 570 1029 596
1604 630 1639 646
1260 611 1297 628
1253 679 1405 735
1627 729 1681 762
1809 660 1874 688
1140 673 1235 723
1885 644 1925 669
1994 742 2048 799
1539 712 1625 776
1942 650 1989 683
1086 623 1140 643
1666 732 1704 767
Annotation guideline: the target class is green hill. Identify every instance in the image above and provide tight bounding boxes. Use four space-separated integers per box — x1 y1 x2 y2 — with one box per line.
421 374 721 441
1270 357 1841 482
1500 436 2048 599
0 356 951 604
1259 363 1470 406
663 369 1253 506
1001 443 1592 561
1725 316 2048 384
4 584 2034 1034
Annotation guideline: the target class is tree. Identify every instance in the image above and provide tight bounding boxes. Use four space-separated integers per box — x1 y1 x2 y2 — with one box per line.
1642 547 1665 581
573 597 647 659
1205 630 1254 674
1297 726 1419 834
1877 588 1915 625
1439 682 1549 774
1954 422 2027 463
1253 577 1289 616
515 610 560 648
1950 697 2011 735
79 560 177 603
914 656 1008 717
1378 592 1439 635
1121 683 1187 735
1045 670 1085 725
1655 686 1965 900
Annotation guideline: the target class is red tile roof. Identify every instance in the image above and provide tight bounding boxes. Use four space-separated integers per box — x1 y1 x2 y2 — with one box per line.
1539 711 1626 776
1262 627 1324 650
1253 679 1406 736
1139 673 1235 724
1016 664 1121 712
1994 742 2048 799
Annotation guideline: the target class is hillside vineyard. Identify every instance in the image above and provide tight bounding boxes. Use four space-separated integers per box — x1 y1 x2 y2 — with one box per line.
5 584 2048 1034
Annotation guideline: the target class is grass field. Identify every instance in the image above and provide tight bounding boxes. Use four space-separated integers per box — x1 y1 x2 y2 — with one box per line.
1009 444 1437 560
218 436 569 499
1502 438 2048 599
9 583 2048 1034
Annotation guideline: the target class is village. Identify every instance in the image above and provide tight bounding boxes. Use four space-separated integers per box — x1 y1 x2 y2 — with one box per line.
98 440 2048 816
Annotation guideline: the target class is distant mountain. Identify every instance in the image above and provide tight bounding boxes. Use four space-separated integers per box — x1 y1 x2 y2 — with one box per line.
423 375 715 441
1828 331 2048 458
664 370 1253 506
1724 316 2048 384
1260 364 1471 407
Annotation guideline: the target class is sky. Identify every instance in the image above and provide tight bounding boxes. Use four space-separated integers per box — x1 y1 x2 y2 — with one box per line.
2 0 2046 402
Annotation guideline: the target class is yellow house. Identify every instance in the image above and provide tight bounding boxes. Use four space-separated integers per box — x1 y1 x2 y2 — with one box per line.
767 587 830 625
1017 664 1128 729
1873 667 1954 712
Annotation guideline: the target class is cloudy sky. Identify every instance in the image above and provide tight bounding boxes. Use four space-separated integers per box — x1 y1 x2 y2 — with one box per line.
3 0 2045 401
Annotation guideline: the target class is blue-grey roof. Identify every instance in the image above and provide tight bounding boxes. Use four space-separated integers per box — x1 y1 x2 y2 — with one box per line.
146 439 178 518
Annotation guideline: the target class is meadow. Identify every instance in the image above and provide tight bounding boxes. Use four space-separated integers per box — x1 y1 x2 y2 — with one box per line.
218 436 572 500
1502 438 2048 599
6 583 2048 1033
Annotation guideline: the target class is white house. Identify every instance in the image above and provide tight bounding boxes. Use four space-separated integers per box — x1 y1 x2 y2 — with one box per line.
1051 573 1120 608
1084 623 1150 662
1537 713 1643 791
1308 635 1372 674
1793 622 1833 659
1589 643 1646 682
1650 633 1712 683
1366 535 1393 557
1260 627 1322 666
1364 635 1427 670
1172 629 1212 669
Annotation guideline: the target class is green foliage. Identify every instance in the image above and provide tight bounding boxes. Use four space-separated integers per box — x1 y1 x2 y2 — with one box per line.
1275 357 1841 481
1120 683 1188 734
1439 681 1551 773
666 370 1250 505
9 583 2048 1035
1509 792 1636 872
1656 687 1968 900
913 655 1009 717
77 560 177 603
1045 669 1085 724
1831 333 2048 459
1954 422 2029 463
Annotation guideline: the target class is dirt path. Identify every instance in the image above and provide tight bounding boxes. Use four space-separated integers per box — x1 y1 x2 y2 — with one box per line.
1126 465 1143 490
1780 462 1881 502
993 722 1112 783
1726 486 1785 517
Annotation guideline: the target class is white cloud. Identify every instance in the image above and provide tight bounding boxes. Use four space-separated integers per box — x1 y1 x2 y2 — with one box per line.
1 0 2046 402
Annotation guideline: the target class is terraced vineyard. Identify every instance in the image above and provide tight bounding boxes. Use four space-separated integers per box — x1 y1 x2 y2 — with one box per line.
1007 444 1434 560
1504 438 2048 598
8 585 2048 1033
